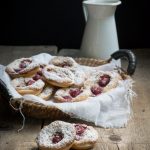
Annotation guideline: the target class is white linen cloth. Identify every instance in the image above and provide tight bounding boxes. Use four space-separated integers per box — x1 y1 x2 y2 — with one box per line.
0 53 135 128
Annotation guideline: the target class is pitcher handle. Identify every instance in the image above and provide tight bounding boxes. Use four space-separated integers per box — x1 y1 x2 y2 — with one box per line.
110 50 137 76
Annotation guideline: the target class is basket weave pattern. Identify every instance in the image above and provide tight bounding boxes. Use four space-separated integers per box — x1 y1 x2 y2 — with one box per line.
12 58 108 119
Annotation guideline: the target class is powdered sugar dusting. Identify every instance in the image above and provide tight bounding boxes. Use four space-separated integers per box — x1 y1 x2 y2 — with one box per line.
74 124 98 143
38 86 54 99
54 87 91 102
42 65 75 84
6 58 39 75
85 71 122 95
11 77 45 90
50 56 78 68
36 121 76 149
70 67 86 87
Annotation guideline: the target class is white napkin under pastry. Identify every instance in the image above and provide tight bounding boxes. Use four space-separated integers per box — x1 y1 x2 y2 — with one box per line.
0 53 135 128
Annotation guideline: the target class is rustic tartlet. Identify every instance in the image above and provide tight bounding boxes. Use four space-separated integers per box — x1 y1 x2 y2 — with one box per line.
36 121 76 150
11 77 45 95
6 57 40 78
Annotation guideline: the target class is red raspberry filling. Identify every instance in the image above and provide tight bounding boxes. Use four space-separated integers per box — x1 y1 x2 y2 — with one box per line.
14 69 21 73
52 132 64 144
62 96 72 101
75 124 87 136
69 88 82 98
26 80 35 86
99 74 110 87
37 65 45 75
19 59 32 69
47 68 51 72
37 70 42 76
19 63 27 69
32 74 41 81
40 65 44 69
91 85 103 95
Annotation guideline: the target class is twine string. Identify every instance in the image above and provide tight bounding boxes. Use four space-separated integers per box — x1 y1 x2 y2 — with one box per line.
9 97 26 132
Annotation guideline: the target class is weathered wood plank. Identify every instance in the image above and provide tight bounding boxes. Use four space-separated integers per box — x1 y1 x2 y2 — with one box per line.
0 118 41 150
0 45 57 65
93 143 118 150
58 49 81 57
117 143 150 150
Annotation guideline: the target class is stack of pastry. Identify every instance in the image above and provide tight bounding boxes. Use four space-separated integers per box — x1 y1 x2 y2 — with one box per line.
6 56 122 102
36 120 99 150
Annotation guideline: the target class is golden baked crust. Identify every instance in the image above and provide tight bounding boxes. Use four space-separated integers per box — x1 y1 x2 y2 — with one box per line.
17 88 43 95
12 67 40 78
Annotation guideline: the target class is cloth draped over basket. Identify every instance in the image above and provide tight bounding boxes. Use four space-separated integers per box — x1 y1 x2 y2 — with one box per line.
0 53 135 128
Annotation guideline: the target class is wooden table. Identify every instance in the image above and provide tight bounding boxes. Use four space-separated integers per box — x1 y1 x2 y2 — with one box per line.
0 47 150 150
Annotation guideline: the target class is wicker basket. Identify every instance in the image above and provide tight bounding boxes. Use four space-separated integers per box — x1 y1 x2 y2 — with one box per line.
0 50 136 120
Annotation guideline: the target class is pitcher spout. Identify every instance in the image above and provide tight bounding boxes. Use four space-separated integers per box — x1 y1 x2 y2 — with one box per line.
83 0 121 20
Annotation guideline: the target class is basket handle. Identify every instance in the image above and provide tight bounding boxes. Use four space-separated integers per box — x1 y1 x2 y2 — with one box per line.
0 79 12 101
110 49 137 76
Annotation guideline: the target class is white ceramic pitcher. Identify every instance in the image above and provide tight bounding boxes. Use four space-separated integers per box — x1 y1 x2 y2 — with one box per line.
80 0 121 59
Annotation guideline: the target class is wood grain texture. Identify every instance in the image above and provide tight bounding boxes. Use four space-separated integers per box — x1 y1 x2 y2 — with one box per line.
0 118 41 150
0 45 57 65
0 48 150 150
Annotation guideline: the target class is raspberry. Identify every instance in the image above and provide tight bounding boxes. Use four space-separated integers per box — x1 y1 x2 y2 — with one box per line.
37 71 42 76
99 75 110 87
62 96 72 101
33 74 41 81
19 63 27 68
19 59 32 69
27 80 35 86
91 85 102 95
52 132 64 144
74 124 87 135
69 89 82 98
14 69 21 73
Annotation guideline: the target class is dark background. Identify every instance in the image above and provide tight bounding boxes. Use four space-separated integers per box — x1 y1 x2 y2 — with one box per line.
0 0 149 49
